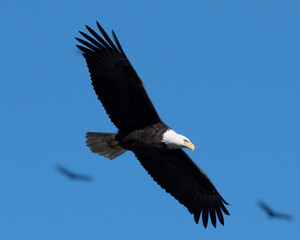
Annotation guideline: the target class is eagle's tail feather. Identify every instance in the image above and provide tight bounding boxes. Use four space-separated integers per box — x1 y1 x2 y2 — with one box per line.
85 132 127 160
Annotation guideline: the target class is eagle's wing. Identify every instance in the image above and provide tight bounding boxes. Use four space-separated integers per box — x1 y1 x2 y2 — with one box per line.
258 201 274 216
274 212 293 220
76 22 161 132
134 149 229 228
72 174 93 181
56 165 75 178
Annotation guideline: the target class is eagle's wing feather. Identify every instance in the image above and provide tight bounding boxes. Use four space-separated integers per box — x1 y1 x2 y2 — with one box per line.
134 149 229 227
76 22 161 132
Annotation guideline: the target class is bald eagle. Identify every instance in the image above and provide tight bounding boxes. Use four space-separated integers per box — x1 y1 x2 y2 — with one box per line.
76 22 229 228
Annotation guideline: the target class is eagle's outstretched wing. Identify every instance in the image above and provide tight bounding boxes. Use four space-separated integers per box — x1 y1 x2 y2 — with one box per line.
76 22 161 132
134 149 229 227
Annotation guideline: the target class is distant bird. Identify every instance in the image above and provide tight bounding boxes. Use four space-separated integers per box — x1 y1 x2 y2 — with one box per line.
76 21 229 228
258 200 292 220
56 165 92 181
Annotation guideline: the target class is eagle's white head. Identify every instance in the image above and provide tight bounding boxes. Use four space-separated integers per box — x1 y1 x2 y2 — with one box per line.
162 129 195 150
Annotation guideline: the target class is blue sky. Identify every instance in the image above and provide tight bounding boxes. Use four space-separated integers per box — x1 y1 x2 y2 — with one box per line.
1 0 299 239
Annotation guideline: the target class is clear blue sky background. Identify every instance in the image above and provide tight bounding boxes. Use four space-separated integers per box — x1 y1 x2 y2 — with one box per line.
1 0 299 239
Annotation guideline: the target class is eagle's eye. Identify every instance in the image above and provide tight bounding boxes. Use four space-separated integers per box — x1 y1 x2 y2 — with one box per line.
183 139 189 143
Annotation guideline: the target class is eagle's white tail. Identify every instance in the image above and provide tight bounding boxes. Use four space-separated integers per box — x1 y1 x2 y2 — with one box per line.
85 132 127 160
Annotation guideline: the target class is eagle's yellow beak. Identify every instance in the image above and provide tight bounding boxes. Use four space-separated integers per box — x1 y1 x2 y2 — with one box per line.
184 142 195 151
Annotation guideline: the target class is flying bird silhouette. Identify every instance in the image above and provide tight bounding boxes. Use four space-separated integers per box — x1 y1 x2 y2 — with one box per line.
56 165 93 181
76 21 229 228
258 200 292 221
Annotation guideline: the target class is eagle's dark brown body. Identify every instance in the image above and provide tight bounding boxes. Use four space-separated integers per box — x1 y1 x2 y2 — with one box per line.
117 122 169 151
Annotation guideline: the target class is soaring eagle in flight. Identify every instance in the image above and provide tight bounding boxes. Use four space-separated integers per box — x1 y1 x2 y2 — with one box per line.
76 22 229 228
258 200 292 221
56 165 92 181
